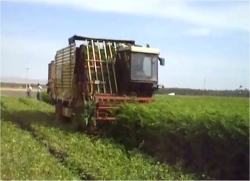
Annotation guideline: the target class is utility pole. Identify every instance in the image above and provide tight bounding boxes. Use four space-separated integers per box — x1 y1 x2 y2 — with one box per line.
26 67 30 89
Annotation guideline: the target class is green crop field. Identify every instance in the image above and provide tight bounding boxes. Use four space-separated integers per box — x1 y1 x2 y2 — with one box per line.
1 94 249 180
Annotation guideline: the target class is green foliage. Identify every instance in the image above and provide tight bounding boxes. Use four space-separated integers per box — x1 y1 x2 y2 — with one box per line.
0 120 78 180
108 95 249 180
70 100 97 128
0 97 194 180
2 95 248 179
41 91 53 104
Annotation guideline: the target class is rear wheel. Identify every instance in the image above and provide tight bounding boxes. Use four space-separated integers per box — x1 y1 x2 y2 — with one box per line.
55 101 63 122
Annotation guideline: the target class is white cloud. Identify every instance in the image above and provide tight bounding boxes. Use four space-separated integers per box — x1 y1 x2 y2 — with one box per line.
16 0 249 32
185 27 211 37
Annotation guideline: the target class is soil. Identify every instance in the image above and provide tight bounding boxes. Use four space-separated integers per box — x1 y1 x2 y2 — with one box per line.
0 87 34 98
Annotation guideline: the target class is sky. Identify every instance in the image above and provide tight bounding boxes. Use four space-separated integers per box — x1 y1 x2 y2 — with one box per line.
1 0 249 90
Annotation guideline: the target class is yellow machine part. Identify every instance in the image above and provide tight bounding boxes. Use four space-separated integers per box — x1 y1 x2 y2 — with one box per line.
84 40 118 95
53 39 134 103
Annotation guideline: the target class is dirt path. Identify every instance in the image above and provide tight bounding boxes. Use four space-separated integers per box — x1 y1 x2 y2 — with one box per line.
0 87 27 91
0 87 30 97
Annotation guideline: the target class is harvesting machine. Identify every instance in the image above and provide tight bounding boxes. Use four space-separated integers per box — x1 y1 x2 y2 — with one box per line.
47 35 165 125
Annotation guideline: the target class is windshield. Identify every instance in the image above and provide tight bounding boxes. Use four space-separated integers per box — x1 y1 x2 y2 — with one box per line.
130 52 158 82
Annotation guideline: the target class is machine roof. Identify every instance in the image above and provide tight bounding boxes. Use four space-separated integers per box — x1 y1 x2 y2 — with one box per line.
68 35 135 45
117 46 160 54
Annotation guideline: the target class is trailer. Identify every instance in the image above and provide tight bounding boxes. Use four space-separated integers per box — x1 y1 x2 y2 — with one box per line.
47 35 165 126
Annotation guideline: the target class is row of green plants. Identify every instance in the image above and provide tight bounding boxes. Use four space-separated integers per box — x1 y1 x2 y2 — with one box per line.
106 96 249 180
0 97 195 180
41 91 249 179
41 91 53 104
1 119 78 180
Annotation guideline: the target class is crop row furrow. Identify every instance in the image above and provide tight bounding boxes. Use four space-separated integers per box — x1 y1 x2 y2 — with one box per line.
1 98 91 180
1 118 79 180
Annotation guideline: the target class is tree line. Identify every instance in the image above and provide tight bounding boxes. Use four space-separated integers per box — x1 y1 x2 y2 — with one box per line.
1 82 249 98
156 88 249 98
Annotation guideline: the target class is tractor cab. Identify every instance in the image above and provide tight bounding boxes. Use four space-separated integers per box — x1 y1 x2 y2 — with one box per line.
115 45 165 97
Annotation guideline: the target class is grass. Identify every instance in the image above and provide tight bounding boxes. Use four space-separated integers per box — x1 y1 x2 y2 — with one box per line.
1 94 249 180
0 96 195 180
1 120 78 180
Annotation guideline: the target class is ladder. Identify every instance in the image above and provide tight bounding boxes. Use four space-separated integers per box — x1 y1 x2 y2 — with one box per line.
81 38 134 95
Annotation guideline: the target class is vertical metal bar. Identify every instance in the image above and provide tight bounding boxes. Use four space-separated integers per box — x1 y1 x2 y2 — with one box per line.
91 40 100 93
69 45 72 95
103 41 112 94
111 42 118 93
85 40 93 93
97 41 106 94
70 44 75 96
80 46 89 93
55 56 57 96
123 48 129 68
61 49 64 87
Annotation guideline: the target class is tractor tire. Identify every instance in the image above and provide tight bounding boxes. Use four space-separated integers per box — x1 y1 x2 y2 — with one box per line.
55 101 63 123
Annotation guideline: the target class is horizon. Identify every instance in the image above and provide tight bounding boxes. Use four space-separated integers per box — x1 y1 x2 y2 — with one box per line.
0 76 247 91
1 0 249 90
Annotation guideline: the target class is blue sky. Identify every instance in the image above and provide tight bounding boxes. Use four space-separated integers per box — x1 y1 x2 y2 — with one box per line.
1 0 249 90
